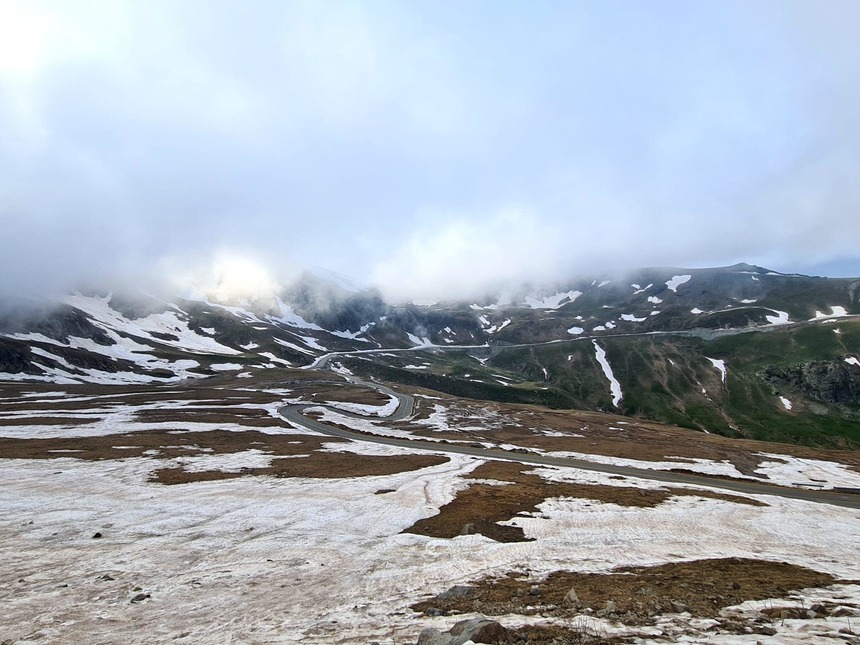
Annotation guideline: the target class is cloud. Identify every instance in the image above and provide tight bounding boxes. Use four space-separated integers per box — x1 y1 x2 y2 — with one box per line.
371 209 561 301
1 1 860 303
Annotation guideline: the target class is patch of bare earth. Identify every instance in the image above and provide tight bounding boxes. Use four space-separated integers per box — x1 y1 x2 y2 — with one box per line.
404 461 763 543
0 427 448 484
412 557 844 625
304 382 392 406
0 416 96 426
0 429 334 461
151 451 448 484
132 407 285 427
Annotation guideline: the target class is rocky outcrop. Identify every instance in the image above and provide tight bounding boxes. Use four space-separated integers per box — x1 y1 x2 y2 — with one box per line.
417 618 507 645
761 359 860 404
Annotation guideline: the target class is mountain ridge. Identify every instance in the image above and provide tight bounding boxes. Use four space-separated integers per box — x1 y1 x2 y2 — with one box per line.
2 263 859 448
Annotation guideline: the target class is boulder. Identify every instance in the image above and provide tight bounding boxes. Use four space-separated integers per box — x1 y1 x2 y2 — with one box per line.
669 600 689 614
417 618 508 645
563 587 581 607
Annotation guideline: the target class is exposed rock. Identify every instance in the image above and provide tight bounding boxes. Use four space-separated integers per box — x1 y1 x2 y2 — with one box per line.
417 618 507 645
596 600 619 617
670 600 689 613
563 587 581 606
437 585 477 601
130 592 150 603
761 360 860 404
459 523 476 536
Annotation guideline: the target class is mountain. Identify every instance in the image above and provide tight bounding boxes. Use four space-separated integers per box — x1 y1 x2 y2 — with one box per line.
2 263 859 447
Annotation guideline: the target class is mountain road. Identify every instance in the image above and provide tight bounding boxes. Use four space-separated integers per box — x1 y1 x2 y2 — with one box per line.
279 375 860 510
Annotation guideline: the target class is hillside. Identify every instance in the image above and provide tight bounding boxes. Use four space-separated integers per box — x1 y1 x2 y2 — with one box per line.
3 263 857 447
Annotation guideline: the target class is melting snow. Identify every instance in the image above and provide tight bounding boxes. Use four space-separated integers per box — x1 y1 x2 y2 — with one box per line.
780 396 793 410
210 363 244 371
331 323 375 342
690 308 704 314
485 319 511 334
647 296 662 304
845 357 860 367
406 333 433 347
620 314 647 322
326 395 399 417
754 453 860 489
269 297 323 330
665 275 691 292
297 335 327 351
632 283 653 295
567 326 584 335
257 352 291 366
64 294 241 355
706 358 727 384
592 341 622 407
765 309 790 325
523 290 582 309
273 337 314 355
813 306 849 319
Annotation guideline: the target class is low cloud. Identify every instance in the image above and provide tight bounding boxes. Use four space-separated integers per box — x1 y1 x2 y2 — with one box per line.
1 1 860 303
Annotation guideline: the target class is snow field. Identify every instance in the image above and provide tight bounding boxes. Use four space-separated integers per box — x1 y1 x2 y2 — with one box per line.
2 452 859 644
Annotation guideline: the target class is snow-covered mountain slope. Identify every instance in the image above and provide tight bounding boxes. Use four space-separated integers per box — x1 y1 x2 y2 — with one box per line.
1 264 858 386
1 263 859 449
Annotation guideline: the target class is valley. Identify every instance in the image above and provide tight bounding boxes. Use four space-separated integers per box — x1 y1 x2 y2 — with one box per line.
2 264 860 643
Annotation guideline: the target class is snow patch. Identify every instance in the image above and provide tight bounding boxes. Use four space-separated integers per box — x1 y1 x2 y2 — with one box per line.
665 274 691 292
523 290 582 309
406 333 433 347
209 363 244 371
705 358 727 384
813 306 849 320
64 293 241 356
765 309 790 325
592 341 622 407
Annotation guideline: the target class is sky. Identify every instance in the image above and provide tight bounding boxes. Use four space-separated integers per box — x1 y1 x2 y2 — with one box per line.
1 0 859 302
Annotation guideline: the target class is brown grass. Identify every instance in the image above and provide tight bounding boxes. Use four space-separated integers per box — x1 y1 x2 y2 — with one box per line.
0 428 334 461
150 452 449 484
412 557 842 624
404 461 763 543
396 401 860 477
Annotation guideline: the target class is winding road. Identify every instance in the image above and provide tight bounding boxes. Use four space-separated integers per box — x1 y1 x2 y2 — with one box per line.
279 375 860 510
